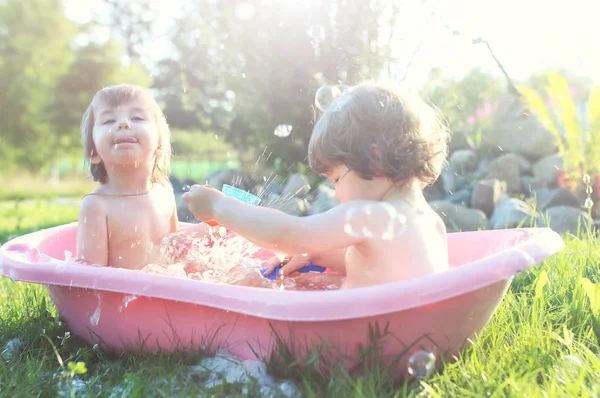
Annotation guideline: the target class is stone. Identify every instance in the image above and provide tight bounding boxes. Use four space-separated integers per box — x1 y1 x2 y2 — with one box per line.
532 187 581 210
482 94 558 158
205 168 255 192
543 205 591 235
430 201 490 232
490 198 545 229
449 149 479 175
448 131 472 153
533 154 563 185
307 182 340 215
446 187 473 207
440 170 468 195
423 180 446 202
520 176 547 195
487 153 523 193
264 193 308 216
471 179 505 217
281 173 311 197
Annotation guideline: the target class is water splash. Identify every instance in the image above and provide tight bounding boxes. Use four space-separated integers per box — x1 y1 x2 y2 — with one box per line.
90 293 102 326
147 228 344 291
118 295 139 313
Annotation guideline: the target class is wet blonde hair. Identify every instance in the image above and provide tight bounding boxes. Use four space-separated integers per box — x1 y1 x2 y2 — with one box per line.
308 83 449 186
80 84 172 184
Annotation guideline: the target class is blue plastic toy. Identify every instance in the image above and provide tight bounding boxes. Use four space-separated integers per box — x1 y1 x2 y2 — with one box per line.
222 184 261 205
260 263 327 280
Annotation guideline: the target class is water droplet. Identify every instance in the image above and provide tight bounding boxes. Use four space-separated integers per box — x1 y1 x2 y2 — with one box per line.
118 295 138 313
344 203 407 240
407 350 436 379
64 250 72 262
90 294 102 326
274 124 292 137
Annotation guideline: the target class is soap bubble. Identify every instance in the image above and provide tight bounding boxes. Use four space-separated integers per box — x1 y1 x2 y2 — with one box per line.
344 202 407 240
407 350 436 379
274 124 292 137
556 354 583 383
315 84 350 112
315 86 335 112
1 338 23 361
331 84 349 97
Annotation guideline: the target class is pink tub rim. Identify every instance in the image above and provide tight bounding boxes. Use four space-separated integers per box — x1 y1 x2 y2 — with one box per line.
0 222 564 322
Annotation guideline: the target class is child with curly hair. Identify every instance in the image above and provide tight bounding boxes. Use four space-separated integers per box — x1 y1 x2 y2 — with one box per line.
183 83 450 289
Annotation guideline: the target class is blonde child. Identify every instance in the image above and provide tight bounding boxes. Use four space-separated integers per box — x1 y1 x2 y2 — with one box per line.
182 83 450 289
76 84 194 270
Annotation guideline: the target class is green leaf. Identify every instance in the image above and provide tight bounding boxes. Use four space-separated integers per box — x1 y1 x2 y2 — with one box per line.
68 361 87 377
535 270 548 299
581 278 600 316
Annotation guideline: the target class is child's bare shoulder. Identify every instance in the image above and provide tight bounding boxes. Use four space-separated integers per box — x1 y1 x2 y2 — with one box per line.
79 193 108 218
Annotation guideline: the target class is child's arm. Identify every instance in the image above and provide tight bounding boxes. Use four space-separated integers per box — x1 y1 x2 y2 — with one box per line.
210 196 368 254
312 249 346 273
76 195 108 266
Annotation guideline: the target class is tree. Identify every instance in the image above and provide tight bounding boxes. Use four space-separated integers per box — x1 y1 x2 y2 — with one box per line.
420 67 504 132
51 40 150 156
0 0 76 171
152 0 419 174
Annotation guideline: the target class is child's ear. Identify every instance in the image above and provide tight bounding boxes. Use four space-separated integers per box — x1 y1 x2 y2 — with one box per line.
154 146 162 156
90 155 102 164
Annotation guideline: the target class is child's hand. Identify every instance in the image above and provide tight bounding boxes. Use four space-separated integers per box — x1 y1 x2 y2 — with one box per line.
181 185 224 222
263 254 312 277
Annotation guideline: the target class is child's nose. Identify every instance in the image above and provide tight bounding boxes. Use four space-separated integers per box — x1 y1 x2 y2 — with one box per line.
117 120 131 130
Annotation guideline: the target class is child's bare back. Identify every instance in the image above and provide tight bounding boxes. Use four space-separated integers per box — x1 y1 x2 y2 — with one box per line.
342 195 448 289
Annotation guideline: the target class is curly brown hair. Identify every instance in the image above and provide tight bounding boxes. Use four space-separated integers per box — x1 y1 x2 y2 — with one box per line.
308 83 450 186
81 84 172 184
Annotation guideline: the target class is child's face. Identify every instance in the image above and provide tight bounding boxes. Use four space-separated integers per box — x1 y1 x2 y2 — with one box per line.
328 165 361 203
91 99 160 171
328 165 394 203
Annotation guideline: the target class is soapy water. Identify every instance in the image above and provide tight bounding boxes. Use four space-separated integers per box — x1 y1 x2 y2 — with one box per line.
141 226 344 291
61 222 343 290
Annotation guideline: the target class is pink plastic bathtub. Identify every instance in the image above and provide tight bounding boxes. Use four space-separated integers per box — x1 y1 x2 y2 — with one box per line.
0 222 564 375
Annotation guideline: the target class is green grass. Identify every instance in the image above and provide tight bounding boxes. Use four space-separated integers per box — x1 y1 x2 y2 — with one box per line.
1 198 600 396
